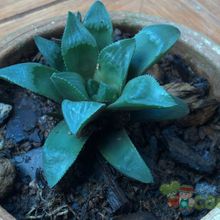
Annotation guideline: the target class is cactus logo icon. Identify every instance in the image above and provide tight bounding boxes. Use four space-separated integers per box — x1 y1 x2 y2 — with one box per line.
160 181 195 215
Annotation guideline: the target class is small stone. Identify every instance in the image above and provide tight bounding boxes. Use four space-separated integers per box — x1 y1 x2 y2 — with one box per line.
13 148 42 181
195 182 217 197
5 95 40 143
0 158 16 199
0 103 12 125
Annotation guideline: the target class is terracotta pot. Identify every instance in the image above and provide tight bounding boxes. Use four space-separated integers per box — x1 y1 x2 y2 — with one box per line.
0 12 220 99
0 12 220 219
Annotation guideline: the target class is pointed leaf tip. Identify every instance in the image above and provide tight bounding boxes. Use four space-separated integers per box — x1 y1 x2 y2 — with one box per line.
76 11 82 22
83 0 113 50
109 75 176 110
84 1 112 30
99 129 153 184
129 24 180 78
43 121 89 187
62 100 105 137
62 12 98 79
34 36 64 71
0 63 61 102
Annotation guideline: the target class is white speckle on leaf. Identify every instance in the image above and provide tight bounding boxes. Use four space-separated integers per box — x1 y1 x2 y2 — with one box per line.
117 137 122 141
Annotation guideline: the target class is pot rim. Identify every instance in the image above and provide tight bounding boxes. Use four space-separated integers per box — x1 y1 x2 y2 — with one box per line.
0 11 219 219
0 11 220 97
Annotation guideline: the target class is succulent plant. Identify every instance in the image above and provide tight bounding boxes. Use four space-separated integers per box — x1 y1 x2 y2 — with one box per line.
0 1 189 187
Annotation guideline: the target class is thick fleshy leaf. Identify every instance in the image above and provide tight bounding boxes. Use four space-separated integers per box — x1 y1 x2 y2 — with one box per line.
34 36 64 71
83 0 113 50
94 38 135 93
99 129 153 183
62 100 105 137
87 79 119 103
108 75 176 110
61 12 98 79
129 24 180 78
0 63 61 102
51 72 89 101
43 121 89 187
130 96 189 122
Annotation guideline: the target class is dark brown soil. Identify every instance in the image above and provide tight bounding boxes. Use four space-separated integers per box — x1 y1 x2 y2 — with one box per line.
0 29 220 220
